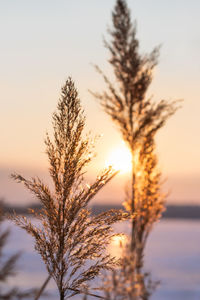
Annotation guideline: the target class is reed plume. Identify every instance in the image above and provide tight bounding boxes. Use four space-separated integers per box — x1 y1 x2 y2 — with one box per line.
92 0 178 250
92 0 180 297
11 78 127 300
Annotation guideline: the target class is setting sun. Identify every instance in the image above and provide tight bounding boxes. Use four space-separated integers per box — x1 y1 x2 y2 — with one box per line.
108 235 128 258
105 143 132 173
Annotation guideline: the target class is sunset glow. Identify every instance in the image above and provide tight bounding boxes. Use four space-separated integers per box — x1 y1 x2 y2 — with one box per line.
108 234 128 258
105 143 132 173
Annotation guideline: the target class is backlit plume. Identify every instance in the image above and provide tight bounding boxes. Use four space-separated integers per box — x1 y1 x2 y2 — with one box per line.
10 78 128 300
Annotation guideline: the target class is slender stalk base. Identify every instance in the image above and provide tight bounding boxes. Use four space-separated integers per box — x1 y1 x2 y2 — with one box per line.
34 275 51 300
131 157 136 252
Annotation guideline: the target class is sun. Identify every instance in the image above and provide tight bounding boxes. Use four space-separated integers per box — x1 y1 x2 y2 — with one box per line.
105 143 132 173
108 235 128 258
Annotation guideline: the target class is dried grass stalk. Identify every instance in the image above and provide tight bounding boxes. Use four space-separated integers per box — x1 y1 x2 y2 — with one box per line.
92 0 180 298
10 78 128 300
92 0 179 252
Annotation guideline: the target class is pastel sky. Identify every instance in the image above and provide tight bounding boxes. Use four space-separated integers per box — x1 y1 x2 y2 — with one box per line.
0 0 200 205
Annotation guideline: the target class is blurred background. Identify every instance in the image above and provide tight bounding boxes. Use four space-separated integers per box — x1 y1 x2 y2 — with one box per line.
0 1 200 299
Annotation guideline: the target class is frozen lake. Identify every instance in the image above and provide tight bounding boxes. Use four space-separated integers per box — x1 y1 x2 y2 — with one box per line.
3 219 200 299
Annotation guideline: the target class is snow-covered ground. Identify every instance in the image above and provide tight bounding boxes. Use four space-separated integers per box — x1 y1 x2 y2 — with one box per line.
3 219 200 300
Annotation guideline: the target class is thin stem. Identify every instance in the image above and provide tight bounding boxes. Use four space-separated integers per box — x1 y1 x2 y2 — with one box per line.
131 155 136 252
68 288 108 299
34 274 51 300
60 290 65 300
35 275 108 300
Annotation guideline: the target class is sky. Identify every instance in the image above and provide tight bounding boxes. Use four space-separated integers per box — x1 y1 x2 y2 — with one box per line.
0 0 200 205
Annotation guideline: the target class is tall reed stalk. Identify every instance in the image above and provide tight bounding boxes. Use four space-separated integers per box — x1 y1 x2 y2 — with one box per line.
11 78 127 299
92 0 180 297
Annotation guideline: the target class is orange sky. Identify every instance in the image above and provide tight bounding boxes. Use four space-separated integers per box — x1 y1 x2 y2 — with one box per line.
0 0 200 205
